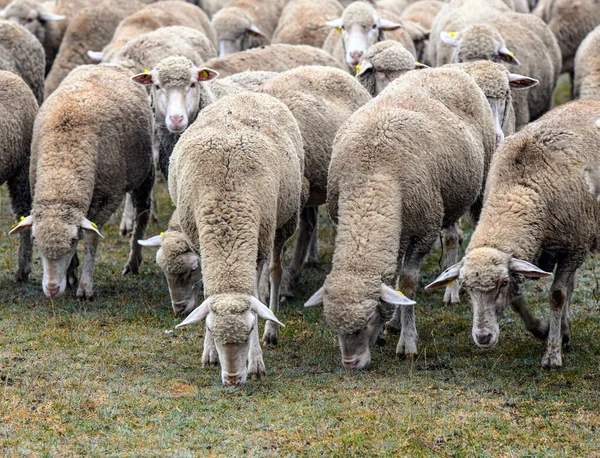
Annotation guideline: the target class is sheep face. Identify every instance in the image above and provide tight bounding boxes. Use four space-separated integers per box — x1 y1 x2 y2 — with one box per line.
157 246 202 316
326 3 403 69
0 0 64 44
441 25 521 66
426 248 552 349
132 58 219 134
212 8 266 57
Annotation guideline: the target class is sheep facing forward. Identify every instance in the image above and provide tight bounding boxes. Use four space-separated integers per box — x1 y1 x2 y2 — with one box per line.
171 92 305 385
10 64 154 299
427 100 600 369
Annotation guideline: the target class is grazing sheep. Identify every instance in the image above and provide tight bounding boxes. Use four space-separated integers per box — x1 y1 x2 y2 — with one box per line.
439 12 561 128
260 65 372 301
91 1 216 63
0 0 69 74
201 44 345 78
0 71 38 282
172 92 304 385
272 0 344 49
574 25 600 101
0 20 44 104
305 67 496 369
534 0 600 78
323 2 416 73
212 0 286 56
356 40 425 96
427 99 600 369
10 64 154 299
44 1 145 98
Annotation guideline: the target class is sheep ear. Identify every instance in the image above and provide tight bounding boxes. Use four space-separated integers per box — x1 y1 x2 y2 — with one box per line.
415 62 429 69
326 18 343 29
378 19 402 31
176 296 214 328
498 47 521 65
508 73 538 89
8 215 33 235
380 284 416 305
131 72 154 86
440 31 459 47
87 50 104 61
425 262 462 289
509 259 552 277
39 12 65 21
248 23 266 38
250 297 285 327
81 218 104 239
138 235 163 247
196 68 219 82
304 286 325 307
356 61 373 77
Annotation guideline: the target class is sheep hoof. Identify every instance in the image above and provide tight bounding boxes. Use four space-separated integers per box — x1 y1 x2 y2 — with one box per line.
542 350 562 369
279 271 295 299
530 320 549 340
396 333 417 358
122 259 141 275
202 349 219 367
247 358 266 380
262 322 279 346
15 269 30 283
76 283 94 301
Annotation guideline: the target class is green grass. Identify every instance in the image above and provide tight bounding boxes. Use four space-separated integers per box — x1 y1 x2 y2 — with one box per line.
1 77 599 456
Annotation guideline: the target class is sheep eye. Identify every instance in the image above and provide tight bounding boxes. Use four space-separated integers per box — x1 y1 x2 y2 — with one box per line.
372 24 377 29
155 84 161 90
190 83 196 89
71 237 78 246
341 25 345 31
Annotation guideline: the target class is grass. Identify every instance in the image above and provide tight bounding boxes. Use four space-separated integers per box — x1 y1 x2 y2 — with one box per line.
1 78 599 457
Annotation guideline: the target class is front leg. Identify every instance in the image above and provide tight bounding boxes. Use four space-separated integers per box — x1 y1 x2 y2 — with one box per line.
123 168 154 275
442 224 460 305
201 328 219 367
247 323 266 379
263 243 284 346
77 229 101 299
511 294 548 340
119 193 134 237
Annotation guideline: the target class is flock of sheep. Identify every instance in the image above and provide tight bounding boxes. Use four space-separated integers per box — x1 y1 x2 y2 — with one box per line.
0 0 599 387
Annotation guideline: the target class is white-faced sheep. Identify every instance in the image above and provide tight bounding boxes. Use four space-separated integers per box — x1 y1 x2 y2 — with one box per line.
260 65 372 305
0 71 38 282
0 20 44 104
212 0 286 56
323 2 416 73
427 99 600 369
272 0 344 49
305 67 497 369
10 64 154 299
171 92 304 386
574 25 600 101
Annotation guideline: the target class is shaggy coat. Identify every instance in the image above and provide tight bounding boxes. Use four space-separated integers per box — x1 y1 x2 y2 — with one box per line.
0 71 38 282
574 25 600 101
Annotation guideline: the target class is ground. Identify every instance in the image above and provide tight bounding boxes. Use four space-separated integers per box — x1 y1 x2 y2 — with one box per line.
1 78 599 456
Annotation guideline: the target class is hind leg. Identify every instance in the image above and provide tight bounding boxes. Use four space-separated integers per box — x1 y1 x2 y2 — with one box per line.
7 167 33 282
77 229 101 299
123 168 154 275
281 206 317 298
306 216 319 265
119 193 134 237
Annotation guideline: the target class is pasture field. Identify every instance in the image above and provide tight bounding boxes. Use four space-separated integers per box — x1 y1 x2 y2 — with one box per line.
1 80 599 456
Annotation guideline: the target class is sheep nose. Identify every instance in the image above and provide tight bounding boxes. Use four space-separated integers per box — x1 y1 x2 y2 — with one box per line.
350 51 363 65
343 356 370 371
475 332 493 347
46 284 60 297
169 115 184 125
223 374 244 386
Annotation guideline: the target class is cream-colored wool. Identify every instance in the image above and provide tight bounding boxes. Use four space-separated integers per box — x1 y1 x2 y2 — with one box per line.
202 44 345 78
0 71 37 282
399 1 444 29
261 65 371 298
574 25 600 101
0 20 44 104
99 1 216 63
272 0 344 49
534 0 600 76
438 100 600 369
170 92 304 379
29 64 154 298
198 0 229 18
212 0 286 55
322 67 495 364
323 2 416 73
44 1 145 98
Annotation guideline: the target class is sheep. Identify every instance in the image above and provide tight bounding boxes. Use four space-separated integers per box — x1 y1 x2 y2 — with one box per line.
90 1 216 63
198 0 229 18
0 20 44 104
323 2 416 73
438 12 561 128
171 92 304 385
399 1 443 29
426 99 600 369
574 25 600 101
534 0 600 79
271 0 344 49
212 0 286 57
304 67 497 369
0 0 69 74
201 44 345 78
260 65 372 300
10 64 154 299
0 71 38 282
44 1 145 98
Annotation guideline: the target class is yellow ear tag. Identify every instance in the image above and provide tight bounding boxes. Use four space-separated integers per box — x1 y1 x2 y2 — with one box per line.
396 290 404 296
336 27 342 34
201 70 209 79
571 162 582 167
509 50 515 56
91 221 98 229
160 231 164 236
20 216 25 221
143 69 150 73
446 280 455 286
448 32 458 38
355 64 361 77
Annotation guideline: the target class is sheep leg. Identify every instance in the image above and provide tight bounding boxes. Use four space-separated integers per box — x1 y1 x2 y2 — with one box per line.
542 266 575 369
67 253 79 288
76 229 100 300
119 193 134 237
202 327 219 367
306 215 319 265
281 206 317 298
561 273 575 344
247 320 266 379
510 294 549 339
123 168 155 275
7 166 32 282
263 241 285 346
442 224 460 305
